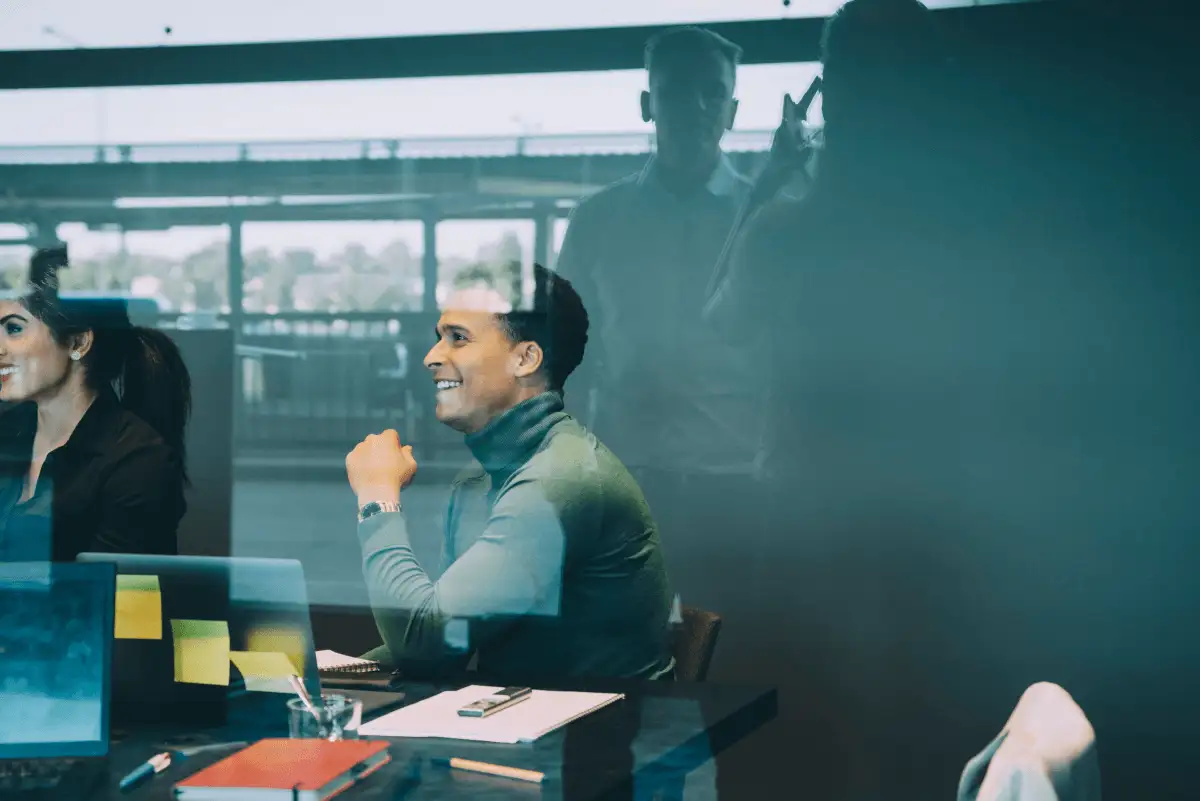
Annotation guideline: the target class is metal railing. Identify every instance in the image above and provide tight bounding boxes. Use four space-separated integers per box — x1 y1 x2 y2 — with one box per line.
0 129 775 166
228 311 457 459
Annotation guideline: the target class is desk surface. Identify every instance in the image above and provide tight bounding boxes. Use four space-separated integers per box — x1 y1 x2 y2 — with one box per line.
103 680 776 801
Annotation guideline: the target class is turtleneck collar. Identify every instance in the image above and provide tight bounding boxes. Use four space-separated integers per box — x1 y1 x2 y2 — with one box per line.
463 392 568 477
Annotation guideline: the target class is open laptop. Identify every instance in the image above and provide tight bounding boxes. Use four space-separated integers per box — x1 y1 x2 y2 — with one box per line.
0 561 115 797
76 553 321 734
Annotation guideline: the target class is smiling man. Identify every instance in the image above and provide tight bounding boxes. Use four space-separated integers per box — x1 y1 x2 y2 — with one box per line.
345 267 675 682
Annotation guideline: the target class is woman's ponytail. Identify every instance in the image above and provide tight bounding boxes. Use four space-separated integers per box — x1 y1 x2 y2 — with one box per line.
116 327 193 483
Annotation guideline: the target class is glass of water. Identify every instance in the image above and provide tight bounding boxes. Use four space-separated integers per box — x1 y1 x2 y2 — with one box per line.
287 694 363 740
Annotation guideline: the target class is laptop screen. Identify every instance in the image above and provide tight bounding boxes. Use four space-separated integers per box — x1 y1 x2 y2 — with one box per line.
0 562 114 759
75 553 321 732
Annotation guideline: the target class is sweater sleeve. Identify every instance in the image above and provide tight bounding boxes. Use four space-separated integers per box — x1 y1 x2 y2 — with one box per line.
358 474 566 670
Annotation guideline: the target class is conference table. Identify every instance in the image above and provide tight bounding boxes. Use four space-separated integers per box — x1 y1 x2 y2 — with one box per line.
102 677 777 800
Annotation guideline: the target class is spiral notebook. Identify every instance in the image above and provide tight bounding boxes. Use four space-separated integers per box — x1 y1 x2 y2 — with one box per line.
316 649 382 674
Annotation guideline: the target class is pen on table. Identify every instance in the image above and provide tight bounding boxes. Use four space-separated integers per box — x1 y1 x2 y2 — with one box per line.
118 752 172 792
433 757 545 784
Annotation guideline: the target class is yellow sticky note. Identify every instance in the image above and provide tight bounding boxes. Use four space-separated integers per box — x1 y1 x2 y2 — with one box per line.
230 651 298 693
115 575 162 640
171 619 230 686
245 626 307 677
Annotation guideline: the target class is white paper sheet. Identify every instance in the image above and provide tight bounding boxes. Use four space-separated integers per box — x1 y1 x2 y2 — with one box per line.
358 685 623 743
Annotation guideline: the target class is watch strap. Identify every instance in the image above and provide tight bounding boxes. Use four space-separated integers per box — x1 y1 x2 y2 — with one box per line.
358 500 402 523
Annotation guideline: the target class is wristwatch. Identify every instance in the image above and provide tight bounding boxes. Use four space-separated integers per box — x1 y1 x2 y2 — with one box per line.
357 500 402 523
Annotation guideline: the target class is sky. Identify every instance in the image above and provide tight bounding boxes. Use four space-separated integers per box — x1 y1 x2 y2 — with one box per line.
0 0 999 262
1 0 901 49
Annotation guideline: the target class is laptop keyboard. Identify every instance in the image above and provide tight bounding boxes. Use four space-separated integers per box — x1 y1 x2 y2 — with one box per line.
0 759 80 792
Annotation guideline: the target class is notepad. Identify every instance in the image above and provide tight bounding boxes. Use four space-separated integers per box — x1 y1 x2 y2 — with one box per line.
174 738 391 801
316 649 381 673
358 685 623 743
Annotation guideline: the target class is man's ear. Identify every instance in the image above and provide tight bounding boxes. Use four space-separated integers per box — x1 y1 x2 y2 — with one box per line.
512 341 545 380
727 97 739 131
640 91 652 124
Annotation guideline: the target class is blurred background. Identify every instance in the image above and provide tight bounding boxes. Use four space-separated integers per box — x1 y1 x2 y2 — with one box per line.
2 2 1197 799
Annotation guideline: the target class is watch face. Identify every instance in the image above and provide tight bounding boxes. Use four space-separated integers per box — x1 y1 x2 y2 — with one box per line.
359 501 398 522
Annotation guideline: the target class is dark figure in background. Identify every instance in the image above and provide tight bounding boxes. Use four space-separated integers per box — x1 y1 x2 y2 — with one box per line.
0 246 191 561
554 25 777 683
705 0 996 797
709 0 974 476
709 0 966 339
345 267 674 683
706 0 1180 799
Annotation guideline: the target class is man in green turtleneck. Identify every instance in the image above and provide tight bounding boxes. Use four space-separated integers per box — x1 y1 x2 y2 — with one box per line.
346 266 675 681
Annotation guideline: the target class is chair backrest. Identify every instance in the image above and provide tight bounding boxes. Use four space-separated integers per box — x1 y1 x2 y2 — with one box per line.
671 606 722 682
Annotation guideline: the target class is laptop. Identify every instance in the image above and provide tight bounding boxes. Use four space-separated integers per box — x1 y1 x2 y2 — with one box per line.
0 562 115 797
76 553 321 734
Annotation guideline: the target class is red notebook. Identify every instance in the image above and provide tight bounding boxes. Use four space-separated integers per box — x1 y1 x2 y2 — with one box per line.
173 739 392 801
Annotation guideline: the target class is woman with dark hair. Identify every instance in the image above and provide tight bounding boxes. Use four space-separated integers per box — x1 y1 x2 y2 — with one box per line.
0 246 191 561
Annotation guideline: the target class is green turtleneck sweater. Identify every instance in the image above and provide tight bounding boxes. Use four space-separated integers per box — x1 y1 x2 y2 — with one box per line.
357 392 675 681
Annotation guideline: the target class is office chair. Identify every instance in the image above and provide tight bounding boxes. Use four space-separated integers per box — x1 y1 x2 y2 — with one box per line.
671 606 722 682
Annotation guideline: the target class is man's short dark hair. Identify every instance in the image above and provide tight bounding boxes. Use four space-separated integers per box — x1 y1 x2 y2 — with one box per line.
496 265 589 393
644 26 742 80
821 0 943 79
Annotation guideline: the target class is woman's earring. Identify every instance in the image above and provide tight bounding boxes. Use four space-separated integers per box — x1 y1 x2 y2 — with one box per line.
70 351 82 361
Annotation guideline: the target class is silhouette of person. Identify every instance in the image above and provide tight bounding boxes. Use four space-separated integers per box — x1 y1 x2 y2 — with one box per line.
554 26 779 689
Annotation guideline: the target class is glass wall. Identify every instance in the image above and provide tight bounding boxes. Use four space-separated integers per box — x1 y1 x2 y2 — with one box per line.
241 221 424 313
0 224 227 311
60 224 229 312
436 220 535 309
0 64 819 145
4 8 1189 801
0 225 30 289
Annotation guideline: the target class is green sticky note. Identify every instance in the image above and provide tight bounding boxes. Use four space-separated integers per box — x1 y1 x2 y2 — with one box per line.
171 619 231 686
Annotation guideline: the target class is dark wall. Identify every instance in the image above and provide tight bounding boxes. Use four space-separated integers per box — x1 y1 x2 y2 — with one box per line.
715 222 1199 800
168 328 234 558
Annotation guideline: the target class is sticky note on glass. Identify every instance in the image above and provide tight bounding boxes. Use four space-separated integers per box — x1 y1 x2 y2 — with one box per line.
245 626 306 676
171 619 230 686
114 574 162 640
230 651 297 693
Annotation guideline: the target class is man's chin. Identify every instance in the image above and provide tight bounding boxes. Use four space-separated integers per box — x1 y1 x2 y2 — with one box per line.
434 403 469 433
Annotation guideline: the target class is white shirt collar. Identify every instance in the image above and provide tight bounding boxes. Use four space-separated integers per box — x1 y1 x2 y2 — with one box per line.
637 153 747 198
